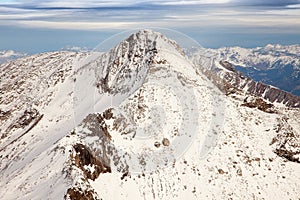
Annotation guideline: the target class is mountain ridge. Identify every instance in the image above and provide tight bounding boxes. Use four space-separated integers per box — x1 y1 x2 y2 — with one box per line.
218 60 300 108
202 44 300 96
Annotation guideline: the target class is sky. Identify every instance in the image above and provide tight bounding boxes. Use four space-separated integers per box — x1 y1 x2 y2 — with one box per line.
0 0 300 53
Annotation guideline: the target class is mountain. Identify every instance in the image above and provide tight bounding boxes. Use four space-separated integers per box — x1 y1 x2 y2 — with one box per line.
0 30 299 200
201 44 300 96
0 50 27 64
61 46 91 52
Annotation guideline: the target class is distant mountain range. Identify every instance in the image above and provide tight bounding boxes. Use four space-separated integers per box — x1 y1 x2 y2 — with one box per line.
204 44 300 96
0 50 27 64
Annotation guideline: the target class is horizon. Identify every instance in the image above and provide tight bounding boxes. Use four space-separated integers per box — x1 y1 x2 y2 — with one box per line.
1 0 300 54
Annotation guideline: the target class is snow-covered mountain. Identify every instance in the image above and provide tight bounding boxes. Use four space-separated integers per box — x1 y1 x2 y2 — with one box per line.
0 50 27 64
212 44 300 70
0 30 299 200
201 44 300 96
61 46 91 53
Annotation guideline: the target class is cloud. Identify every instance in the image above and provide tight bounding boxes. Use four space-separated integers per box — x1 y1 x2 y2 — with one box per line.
2 0 300 8
230 0 300 6
0 0 299 34
0 0 234 9
29 0 135 8
287 4 300 8
14 20 139 30
152 0 230 6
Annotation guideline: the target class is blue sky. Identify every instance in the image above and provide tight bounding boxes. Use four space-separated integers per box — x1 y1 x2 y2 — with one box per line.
0 0 300 53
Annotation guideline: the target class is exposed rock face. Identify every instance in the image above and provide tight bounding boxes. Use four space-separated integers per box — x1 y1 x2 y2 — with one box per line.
0 108 43 152
218 61 300 108
72 143 111 180
95 30 159 95
64 112 114 200
1 108 41 139
241 97 276 114
275 148 300 163
65 187 96 200
195 66 238 96
219 61 236 72
270 116 300 163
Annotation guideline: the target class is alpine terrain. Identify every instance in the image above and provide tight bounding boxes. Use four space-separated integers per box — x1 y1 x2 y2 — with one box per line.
0 30 299 200
197 45 300 96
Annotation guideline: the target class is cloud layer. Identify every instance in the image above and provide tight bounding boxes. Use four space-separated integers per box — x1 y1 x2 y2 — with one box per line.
4 0 300 7
0 1 299 31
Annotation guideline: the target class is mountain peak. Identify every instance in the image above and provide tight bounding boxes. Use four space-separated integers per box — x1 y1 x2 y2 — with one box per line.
132 29 161 37
94 29 190 95
121 29 186 57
